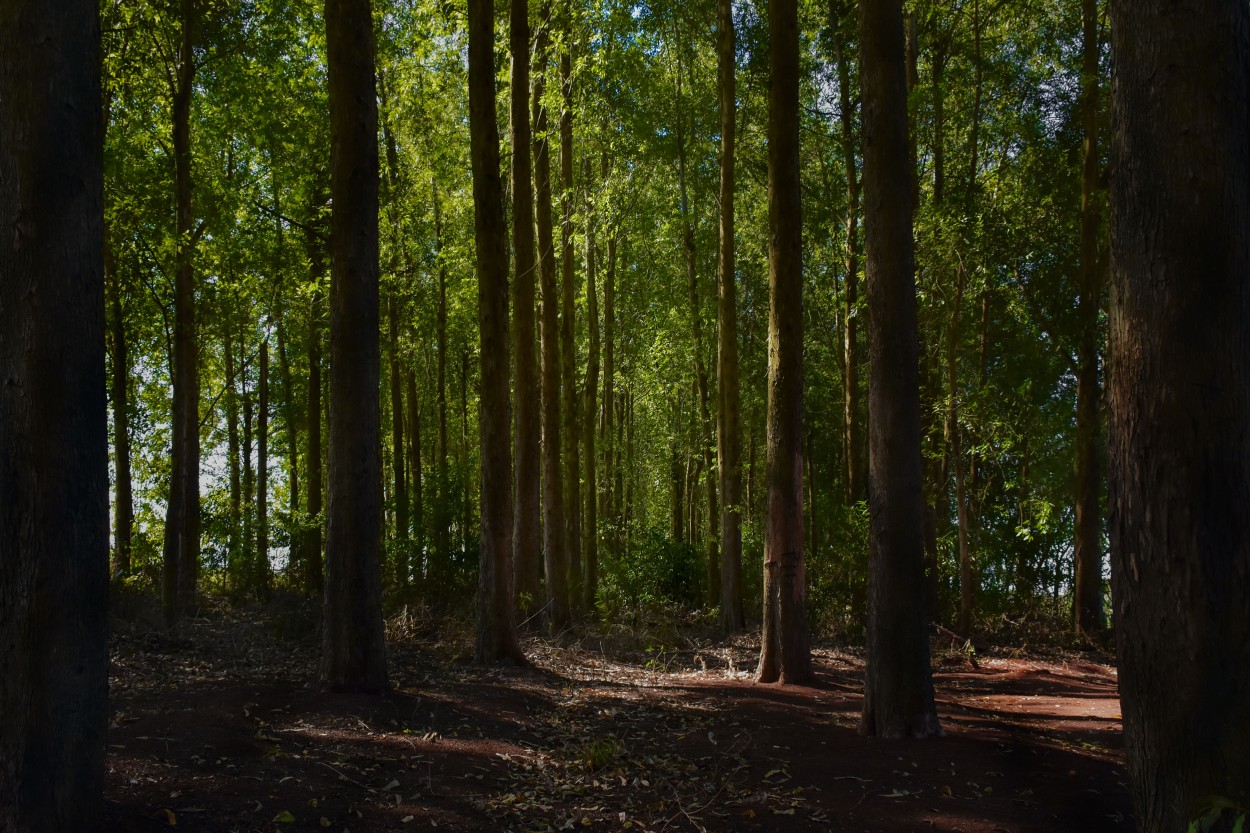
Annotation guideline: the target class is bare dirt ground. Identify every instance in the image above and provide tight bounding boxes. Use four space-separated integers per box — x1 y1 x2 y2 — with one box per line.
104 609 1131 833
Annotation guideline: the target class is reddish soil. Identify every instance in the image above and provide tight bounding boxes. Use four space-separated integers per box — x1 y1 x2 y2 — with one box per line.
105 614 1131 833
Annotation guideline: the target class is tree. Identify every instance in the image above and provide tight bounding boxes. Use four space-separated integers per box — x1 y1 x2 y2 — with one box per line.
756 0 813 686
469 0 526 664
858 0 941 739
1107 0 1250 829
511 0 542 619
0 0 109 827
1071 0 1103 638
321 0 388 694
716 0 745 633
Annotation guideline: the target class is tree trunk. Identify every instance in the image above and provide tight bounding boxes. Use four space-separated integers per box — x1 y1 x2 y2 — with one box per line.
242 363 255 578
305 277 325 599
1072 0 1104 638
0 4 109 826
469 0 525 664
858 0 941 739
534 4 569 631
434 183 451 581
389 294 409 585
224 321 243 578
511 0 542 617
321 0 388 694
583 159 601 614
602 230 617 553
756 0 812 686
674 57 720 608
1108 1 1250 829
109 243 135 577
715 0 743 633
560 32 582 607
406 368 423 579
164 0 200 624
276 321 300 519
257 339 271 593
832 0 865 506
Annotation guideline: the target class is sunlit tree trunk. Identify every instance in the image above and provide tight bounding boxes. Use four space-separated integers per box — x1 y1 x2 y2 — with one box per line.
1108 0 1250 828
321 0 388 693
756 0 812 686
859 0 941 738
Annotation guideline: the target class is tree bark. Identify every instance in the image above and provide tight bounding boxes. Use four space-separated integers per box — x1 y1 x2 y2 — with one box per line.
469 0 525 664
433 183 451 581
321 0 388 693
224 321 243 578
756 0 812 686
858 0 941 739
716 0 744 633
257 339 271 592
406 368 423 579
305 264 325 599
389 294 409 585
534 3 569 631
0 0 109 824
511 0 542 618
1108 1 1250 829
164 0 200 624
1072 0 1104 638
109 243 135 577
602 229 617 553
560 31 582 607
583 159 601 614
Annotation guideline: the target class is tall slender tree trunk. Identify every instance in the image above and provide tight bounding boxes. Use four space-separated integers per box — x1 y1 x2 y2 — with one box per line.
257 339 271 593
559 31 582 605
716 0 744 633
674 59 720 606
389 294 409 585
0 3 109 825
321 0 388 693
1108 2 1250 829
434 184 451 581
242 353 255 578
511 0 542 617
305 273 325 599
109 245 135 577
535 2 569 630
583 159 601 613
1072 0 1104 638
406 369 424 579
164 0 200 624
276 321 300 519
858 0 941 738
469 0 525 663
224 324 242 578
756 0 812 686
832 0 865 506
602 230 617 552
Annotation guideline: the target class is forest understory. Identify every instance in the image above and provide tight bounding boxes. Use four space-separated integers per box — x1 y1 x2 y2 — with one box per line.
105 601 1131 833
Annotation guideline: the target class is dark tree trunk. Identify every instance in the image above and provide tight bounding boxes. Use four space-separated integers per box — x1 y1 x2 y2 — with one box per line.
560 34 582 606
276 321 300 518
305 274 325 599
257 339 271 593
1108 1 1250 829
858 0 941 739
756 0 812 686
534 4 569 630
583 160 601 614
602 230 617 553
225 321 243 576
0 1 109 825
832 0 865 506
321 0 388 693
242 362 255 576
1072 0 1104 638
434 184 451 581
109 243 135 577
716 0 744 633
469 0 525 663
511 0 542 617
406 368 423 579
164 0 200 624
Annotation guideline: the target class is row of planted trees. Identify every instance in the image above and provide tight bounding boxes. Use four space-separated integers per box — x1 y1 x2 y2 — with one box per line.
105 0 1108 644
3 0 1250 831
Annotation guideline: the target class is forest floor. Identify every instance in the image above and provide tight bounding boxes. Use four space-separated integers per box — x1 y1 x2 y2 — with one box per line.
104 603 1132 833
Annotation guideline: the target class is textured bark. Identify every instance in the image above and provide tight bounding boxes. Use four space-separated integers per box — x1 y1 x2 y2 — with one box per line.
716 0 744 633
832 0 865 506
756 0 812 686
164 0 200 624
321 0 388 693
1108 1 1250 829
305 271 325 599
389 294 409 584
534 5 569 631
224 323 243 573
276 321 300 518
583 160 601 613
406 369 423 577
560 36 582 605
511 0 542 617
858 0 941 739
109 244 135 577
1072 0 1104 638
257 339 271 592
602 231 618 553
434 185 451 580
0 0 109 825
469 0 525 664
